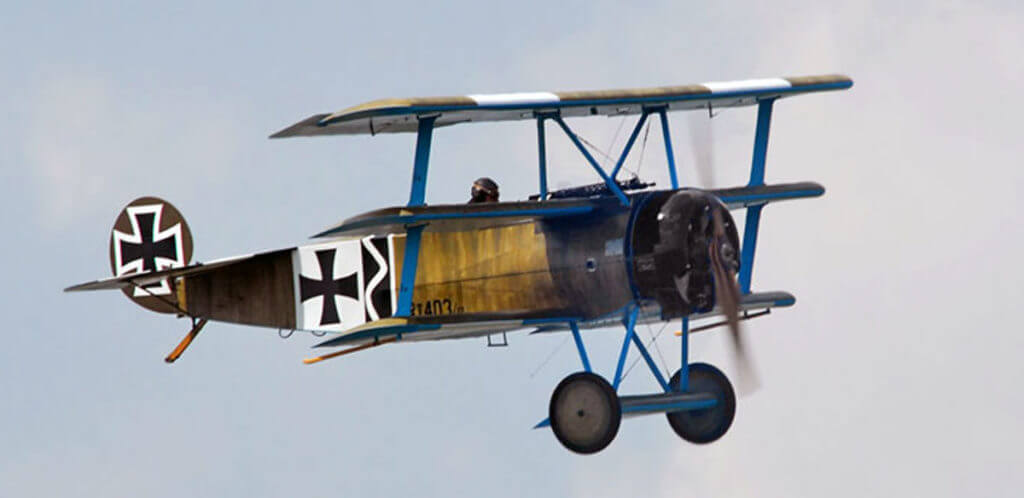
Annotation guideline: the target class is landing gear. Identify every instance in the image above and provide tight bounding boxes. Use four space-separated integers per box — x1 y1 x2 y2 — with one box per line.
541 316 740 453
549 372 621 454
666 362 736 444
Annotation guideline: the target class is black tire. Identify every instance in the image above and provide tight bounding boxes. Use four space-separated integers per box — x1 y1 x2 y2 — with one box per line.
549 372 621 454
666 363 736 444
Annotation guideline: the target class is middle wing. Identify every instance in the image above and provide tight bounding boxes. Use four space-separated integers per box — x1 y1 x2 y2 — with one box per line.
314 198 598 238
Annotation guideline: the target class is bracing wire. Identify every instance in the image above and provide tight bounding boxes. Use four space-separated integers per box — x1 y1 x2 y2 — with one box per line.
576 134 618 165
648 321 671 378
529 333 573 379
627 119 653 178
621 317 671 383
602 116 628 169
573 117 653 181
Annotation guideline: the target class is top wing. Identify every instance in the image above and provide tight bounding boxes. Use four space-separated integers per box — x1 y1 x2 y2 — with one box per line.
271 74 852 138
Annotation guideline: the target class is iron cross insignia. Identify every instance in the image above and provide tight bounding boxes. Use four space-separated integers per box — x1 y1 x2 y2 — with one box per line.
112 204 186 296
299 249 359 326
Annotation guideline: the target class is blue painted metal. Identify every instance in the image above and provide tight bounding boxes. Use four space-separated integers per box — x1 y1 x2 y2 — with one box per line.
407 206 592 222
408 116 436 206
535 393 719 428
656 108 679 189
537 117 548 199
395 225 425 316
622 192 657 301
734 98 775 293
568 321 592 373
715 188 824 207
735 290 796 309
774 296 795 306
610 111 650 179
522 316 581 325
748 99 774 187
612 307 639 390
738 204 763 295
629 332 670 392
551 115 630 206
620 399 717 415
679 316 689 392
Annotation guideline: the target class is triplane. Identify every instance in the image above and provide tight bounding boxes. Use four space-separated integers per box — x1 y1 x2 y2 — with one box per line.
67 74 852 454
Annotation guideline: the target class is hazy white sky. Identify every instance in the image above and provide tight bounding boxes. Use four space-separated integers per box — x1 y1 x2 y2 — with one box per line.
2 1 1022 496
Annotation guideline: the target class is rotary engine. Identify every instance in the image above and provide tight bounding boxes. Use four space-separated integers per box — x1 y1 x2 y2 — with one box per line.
630 190 741 317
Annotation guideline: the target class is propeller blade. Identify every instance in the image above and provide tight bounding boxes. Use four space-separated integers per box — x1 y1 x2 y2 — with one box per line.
709 208 760 394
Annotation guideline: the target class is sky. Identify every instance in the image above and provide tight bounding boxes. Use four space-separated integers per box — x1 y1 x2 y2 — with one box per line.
2 1 1023 496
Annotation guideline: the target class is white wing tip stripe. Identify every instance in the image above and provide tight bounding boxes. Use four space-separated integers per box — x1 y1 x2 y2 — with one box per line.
468 92 560 107
703 78 792 94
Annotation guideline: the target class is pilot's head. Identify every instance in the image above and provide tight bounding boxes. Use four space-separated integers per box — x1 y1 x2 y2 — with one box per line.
470 177 499 203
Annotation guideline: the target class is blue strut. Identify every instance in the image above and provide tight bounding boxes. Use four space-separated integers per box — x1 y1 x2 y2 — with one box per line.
395 225 424 317
738 98 775 294
568 321 591 372
536 116 548 199
610 111 650 180
612 307 639 390
678 316 689 392
551 115 630 206
408 116 436 207
656 108 679 189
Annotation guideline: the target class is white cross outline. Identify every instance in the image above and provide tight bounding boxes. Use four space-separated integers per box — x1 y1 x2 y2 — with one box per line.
111 204 185 297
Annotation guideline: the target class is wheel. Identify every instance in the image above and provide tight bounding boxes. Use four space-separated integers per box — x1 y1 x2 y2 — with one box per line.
666 362 736 444
549 372 621 454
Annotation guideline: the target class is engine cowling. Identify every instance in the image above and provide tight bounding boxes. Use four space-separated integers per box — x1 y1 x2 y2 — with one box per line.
630 190 740 317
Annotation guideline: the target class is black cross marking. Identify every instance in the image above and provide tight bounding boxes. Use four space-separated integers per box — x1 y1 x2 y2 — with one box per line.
120 212 179 272
299 249 358 326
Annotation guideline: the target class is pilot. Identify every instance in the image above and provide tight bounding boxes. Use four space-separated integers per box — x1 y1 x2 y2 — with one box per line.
469 177 500 203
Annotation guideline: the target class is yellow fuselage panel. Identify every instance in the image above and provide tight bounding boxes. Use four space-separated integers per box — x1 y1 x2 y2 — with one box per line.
392 221 565 317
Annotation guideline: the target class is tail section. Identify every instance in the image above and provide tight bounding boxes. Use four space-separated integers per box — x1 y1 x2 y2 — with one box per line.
72 197 399 335
108 196 193 314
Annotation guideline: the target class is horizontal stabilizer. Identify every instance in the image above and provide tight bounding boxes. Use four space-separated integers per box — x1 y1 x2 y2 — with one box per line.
272 74 852 138
708 182 824 209
64 251 282 292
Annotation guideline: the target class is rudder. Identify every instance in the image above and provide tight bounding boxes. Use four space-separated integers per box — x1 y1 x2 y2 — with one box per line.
108 196 193 314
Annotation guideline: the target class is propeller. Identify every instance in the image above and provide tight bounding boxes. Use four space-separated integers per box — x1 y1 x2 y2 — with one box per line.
708 206 760 394
688 107 760 394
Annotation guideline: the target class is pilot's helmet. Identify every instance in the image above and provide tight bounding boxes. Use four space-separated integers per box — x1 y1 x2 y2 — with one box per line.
470 177 499 203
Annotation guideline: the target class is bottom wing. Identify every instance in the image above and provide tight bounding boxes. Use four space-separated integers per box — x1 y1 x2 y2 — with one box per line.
312 291 795 348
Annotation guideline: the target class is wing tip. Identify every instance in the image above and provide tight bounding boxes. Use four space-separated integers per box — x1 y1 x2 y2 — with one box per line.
268 113 331 139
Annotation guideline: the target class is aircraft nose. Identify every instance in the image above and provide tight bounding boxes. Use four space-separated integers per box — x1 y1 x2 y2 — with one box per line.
630 190 739 317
